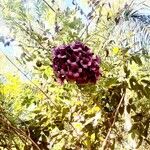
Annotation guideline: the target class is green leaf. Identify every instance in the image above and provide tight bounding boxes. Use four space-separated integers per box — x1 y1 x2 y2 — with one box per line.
105 77 118 87
43 73 48 80
119 106 124 115
42 134 47 142
129 76 138 90
124 65 130 78
131 55 142 66
127 105 131 113
43 37 49 41
141 79 150 85
129 98 133 104
144 86 150 99
130 104 136 111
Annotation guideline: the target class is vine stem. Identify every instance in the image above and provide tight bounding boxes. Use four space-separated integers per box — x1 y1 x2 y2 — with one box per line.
101 90 126 150
42 0 56 13
0 107 41 150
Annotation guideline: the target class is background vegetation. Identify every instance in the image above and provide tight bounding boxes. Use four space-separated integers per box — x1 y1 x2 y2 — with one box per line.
0 0 149 149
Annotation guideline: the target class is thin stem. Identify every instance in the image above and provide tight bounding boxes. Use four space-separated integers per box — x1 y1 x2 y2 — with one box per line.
101 90 126 150
42 0 56 13
0 108 41 150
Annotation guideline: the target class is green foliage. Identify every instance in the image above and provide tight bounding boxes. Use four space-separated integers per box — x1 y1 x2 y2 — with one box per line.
0 0 149 149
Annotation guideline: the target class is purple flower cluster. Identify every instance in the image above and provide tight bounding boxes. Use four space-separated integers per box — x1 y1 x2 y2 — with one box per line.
52 41 102 84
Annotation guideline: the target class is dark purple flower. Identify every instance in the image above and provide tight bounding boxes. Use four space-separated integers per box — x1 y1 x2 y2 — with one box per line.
80 57 92 68
52 41 102 84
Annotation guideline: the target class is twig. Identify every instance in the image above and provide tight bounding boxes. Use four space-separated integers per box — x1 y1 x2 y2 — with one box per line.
101 90 126 150
0 112 41 150
42 0 56 13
